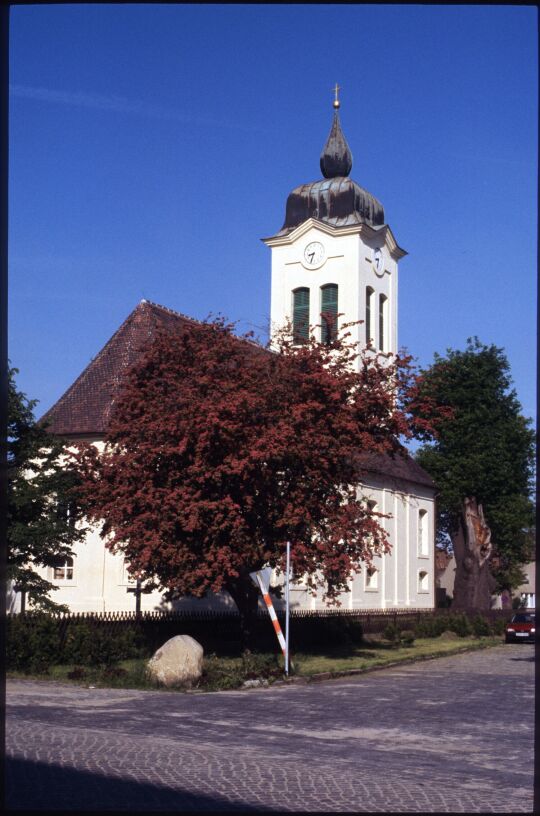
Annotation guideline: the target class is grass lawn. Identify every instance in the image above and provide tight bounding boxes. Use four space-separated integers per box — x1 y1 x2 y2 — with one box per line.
293 635 502 676
7 635 504 692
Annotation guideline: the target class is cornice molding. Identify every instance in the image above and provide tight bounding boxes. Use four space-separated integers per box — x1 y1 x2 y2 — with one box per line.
262 218 407 259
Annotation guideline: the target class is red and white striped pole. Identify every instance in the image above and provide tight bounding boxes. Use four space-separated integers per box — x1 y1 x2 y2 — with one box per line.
285 541 290 676
254 572 287 658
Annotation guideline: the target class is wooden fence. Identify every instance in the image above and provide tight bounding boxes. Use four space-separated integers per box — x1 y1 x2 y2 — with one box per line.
7 606 515 654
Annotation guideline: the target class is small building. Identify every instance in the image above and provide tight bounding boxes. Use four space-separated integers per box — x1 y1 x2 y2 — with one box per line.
435 549 455 607
513 562 536 609
435 549 535 609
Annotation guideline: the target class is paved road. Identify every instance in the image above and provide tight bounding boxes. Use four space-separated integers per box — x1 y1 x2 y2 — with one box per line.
5 645 534 812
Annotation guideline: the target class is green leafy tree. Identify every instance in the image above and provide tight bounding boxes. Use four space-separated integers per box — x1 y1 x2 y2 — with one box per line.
8 367 86 612
413 339 535 609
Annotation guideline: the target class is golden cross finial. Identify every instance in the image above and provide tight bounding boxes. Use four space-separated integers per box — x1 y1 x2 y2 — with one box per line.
333 83 341 109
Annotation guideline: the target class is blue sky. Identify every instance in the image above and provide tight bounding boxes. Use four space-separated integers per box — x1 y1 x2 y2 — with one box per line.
8 4 537 426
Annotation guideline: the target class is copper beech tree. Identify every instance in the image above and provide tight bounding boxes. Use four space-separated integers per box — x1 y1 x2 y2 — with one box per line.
77 318 442 646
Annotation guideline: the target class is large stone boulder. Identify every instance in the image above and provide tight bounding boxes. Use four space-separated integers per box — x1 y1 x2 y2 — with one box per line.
146 635 203 688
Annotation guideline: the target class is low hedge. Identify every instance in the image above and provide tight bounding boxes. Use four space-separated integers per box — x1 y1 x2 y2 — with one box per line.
413 611 500 639
6 608 506 675
7 616 146 673
7 614 62 674
61 622 144 666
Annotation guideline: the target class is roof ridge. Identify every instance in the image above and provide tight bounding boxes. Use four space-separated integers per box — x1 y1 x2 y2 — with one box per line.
140 299 204 326
140 300 264 349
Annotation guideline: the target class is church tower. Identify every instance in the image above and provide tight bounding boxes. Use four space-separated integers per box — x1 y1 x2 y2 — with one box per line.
263 90 406 362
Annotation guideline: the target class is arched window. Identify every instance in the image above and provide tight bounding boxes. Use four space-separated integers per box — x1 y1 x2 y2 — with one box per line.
418 571 429 593
293 287 310 343
56 497 77 529
366 287 374 345
365 566 378 590
418 509 428 556
378 294 388 351
51 556 74 581
367 499 378 514
364 499 378 547
320 284 338 344
120 557 137 586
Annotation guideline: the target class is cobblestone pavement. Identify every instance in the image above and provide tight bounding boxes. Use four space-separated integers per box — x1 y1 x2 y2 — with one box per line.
6 645 534 812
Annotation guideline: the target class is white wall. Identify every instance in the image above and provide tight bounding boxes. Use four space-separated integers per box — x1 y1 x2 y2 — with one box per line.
28 471 435 615
272 475 436 612
267 222 399 360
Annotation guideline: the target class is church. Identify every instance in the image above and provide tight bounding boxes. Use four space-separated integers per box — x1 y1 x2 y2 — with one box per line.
33 95 437 614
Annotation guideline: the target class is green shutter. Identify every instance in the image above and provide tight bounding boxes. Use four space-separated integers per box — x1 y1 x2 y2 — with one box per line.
321 284 338 344
293 288 310 342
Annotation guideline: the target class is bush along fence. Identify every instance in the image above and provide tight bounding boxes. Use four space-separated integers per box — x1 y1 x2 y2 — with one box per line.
6 606 515 674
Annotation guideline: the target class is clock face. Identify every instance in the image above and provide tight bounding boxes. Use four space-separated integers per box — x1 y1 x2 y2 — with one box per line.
373 248 384 275
304 241 325 267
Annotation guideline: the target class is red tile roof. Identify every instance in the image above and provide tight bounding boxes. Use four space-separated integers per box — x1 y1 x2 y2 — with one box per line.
41 299 436 492
41 300 198 437
355 450 436 490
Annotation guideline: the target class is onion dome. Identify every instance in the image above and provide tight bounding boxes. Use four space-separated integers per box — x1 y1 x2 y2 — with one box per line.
277 92 385 235
320 111 352 178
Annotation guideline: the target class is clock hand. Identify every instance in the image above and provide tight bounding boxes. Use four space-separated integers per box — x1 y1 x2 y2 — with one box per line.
308 252 315 262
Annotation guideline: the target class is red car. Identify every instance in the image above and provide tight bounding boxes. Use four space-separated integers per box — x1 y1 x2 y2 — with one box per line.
505 612 535 643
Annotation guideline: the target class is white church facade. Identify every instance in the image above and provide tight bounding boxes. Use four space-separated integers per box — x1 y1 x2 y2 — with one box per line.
15 97 437 614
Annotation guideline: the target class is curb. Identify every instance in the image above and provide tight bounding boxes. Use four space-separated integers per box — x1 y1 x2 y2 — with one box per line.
270 639 504 688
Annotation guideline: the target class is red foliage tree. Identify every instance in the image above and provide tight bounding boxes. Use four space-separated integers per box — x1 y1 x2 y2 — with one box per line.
77 318 442 646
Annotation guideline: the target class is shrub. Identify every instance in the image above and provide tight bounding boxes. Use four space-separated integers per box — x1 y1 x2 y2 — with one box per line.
319 617 353 649
400 629 415 647
199 651 284 691
416 614 474 639
201 655 243 690
414 616 448 638
470 614 492 637
62 622 143 666
344 619 364 645
290 615 361 652
438 629 459 640
67 666 87 680
102 666 128 680
446 612 472 637
383 622 401 647
241 650 282 679
7 614 61 674
491 617 508 636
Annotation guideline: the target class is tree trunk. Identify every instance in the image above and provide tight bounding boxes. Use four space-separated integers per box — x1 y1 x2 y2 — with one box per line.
226 573 261 652
451 496 496 610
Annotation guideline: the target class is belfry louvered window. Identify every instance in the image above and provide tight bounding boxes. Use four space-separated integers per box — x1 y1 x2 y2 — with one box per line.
366 287 374 345
293 287 310 343
320 284 338 344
